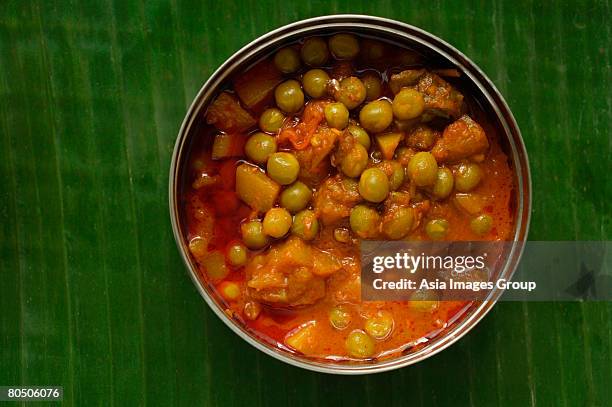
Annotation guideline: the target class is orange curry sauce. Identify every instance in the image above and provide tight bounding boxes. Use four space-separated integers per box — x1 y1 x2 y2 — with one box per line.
181 36 515 362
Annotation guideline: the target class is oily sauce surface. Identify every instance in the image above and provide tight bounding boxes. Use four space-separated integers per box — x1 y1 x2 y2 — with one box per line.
182 34 515 362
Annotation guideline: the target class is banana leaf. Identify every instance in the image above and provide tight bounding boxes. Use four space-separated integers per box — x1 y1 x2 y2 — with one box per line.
0 0 610 405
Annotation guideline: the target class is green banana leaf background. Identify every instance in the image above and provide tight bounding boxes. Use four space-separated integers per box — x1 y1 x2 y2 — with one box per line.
1 0 610 405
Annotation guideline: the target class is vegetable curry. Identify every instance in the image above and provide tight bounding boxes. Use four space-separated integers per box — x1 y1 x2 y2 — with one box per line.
183 34 514 361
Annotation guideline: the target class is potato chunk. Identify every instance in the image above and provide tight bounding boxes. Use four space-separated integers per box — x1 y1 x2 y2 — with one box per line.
375 132 403 160
313 175 362 225
233 60 283 110
285 322 318 354
211 133 245 160
453 192 491 215
235 164 280 212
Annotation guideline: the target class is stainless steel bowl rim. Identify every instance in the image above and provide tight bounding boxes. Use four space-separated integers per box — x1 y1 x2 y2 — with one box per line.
169 14 532 375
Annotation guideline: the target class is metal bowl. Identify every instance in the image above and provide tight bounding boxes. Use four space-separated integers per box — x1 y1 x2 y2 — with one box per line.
169 15 531 374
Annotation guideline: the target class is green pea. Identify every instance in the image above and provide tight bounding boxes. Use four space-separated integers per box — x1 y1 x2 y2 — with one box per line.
362 72 382 101
291 209 319 241
340 143 369 178
302 68 330 98
359 100 393 133
273 47 301 73
349 205 380 238
382 207 414 240
201 251 229 281
259 108 285 133
431 167 454 199
390 163 406 191
409 290 439 313
227 242 248 267
329 305 352 329
359 168 389 203
470 214 493 236
274 80 304 113
335 76 366 110
280 181 312 214
407 152 438 187
325 102 349 129
454 163 483 192
241 220 269 249
392 88 425 120
425 219 449 240
348 125 371 150
364 310 394 339
345 330 375 358
388 191 410 204
378 160 405 191
245 132 277 164
219 281 240 300
300 37 329 66
263 207 292 238
328 33 360 59
267 152 300 185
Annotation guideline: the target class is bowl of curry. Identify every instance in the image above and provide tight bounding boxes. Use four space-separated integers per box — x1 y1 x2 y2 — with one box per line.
169 15 531 374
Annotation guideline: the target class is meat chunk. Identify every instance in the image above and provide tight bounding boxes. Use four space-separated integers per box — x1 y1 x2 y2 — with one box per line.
245 237 342 307
313 174 362 225
294 125 339 186
415 72 464 119
389 70 464 119
205 92 256 133
330 126 357 166
432 115 489 163
406 125 439 150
